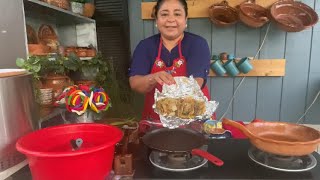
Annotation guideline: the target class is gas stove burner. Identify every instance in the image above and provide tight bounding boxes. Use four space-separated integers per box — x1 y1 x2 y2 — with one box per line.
149 150 207 172
248 146 317 172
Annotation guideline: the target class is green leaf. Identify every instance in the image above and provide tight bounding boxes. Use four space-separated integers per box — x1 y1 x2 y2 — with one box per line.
16 58 25 67
32 58 40 65
32 64 41 72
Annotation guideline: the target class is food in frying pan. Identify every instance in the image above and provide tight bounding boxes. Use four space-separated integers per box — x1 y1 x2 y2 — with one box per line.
155 96 206 119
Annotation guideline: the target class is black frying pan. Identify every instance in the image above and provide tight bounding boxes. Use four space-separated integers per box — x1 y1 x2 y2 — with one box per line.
142 128 224 166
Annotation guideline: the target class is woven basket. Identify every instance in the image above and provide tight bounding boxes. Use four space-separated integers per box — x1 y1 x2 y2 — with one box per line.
39 88 53 105
41 0 69 10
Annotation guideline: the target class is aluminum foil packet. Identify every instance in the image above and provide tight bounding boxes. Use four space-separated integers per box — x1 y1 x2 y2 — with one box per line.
153 76 219 129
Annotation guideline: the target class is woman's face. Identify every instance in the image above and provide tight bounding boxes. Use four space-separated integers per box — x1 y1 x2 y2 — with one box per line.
156 0 187 40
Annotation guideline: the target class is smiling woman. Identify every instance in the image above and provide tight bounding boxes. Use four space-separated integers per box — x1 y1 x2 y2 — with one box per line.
153 0 188 43
129 0 213 132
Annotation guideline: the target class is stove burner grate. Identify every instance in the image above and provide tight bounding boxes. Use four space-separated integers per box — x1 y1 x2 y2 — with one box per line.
248 146 317 172
149 150 207 172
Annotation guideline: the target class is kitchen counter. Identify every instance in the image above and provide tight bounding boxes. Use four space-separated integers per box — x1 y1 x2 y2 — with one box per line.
9 139 320 180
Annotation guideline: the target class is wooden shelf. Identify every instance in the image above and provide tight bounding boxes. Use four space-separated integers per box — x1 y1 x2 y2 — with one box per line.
142 0 278 19
209 59 286 77
24 0 95 25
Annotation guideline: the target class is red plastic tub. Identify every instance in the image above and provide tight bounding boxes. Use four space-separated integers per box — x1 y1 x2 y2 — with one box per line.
16 123 123 180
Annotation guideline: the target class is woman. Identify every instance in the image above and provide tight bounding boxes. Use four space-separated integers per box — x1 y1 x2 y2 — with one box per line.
129 0 212 132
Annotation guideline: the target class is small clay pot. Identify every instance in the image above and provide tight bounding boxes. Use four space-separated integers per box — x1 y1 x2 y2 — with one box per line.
219 52 228 60
28 44 50 55
65 46 76 56
41 39 59 53
76 48 87 57
86 48 96 57
83 3 95 18
42 74 71 99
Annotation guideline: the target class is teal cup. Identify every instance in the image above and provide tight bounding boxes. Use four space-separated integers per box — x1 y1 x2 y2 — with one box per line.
224 59 240 76
237 57 253 74
227 54 235 61
211 60 226 76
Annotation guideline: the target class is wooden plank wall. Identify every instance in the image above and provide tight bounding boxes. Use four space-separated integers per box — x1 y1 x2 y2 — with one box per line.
128 0 320 124
141 0 279 19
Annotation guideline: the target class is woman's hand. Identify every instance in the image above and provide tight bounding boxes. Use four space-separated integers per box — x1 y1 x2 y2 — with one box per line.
151 71 175 85
129 71 175 94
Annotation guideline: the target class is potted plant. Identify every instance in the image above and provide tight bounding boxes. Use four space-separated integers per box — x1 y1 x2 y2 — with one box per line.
16 55 74 103
65 52 108 86
16 56 43 82
39 55 73 99
65 52 137 119
16 56 46 103
70 0 86 14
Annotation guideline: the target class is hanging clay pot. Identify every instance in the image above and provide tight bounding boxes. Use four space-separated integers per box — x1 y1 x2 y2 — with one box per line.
208 0 239 27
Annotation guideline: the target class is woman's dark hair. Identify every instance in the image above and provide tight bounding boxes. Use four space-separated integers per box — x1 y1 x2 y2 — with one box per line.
152 0 188 19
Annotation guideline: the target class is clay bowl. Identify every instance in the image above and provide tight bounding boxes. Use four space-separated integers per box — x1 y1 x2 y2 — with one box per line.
65 46 77 56
86 48 96 57
271 0 319 32
294 1 319 28
76 48 87 57
239 2 270 28
28 44 49 55
209 2 239 27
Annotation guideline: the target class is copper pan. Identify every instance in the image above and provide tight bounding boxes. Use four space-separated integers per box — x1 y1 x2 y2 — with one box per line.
222 118 320 156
